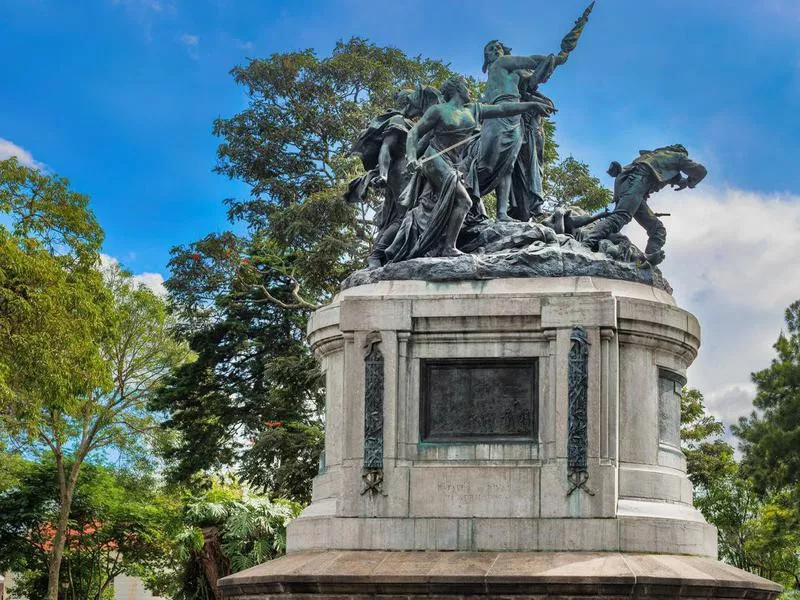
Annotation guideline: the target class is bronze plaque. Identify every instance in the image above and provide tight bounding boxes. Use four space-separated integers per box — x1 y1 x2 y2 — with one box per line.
420 358 537 442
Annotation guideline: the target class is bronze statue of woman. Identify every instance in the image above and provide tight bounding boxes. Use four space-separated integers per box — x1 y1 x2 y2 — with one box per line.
476 3 594 221
477 42 564 221
385 76 554 262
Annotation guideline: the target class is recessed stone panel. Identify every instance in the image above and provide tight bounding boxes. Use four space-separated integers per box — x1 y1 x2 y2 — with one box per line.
658 368 685 450
409 467 538 518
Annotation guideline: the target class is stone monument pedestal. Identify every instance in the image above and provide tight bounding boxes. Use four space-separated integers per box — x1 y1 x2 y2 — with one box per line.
220 278 781 599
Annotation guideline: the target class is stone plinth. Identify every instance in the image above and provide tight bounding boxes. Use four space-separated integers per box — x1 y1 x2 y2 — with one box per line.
221 277 781 599
219 550 781 599
290 278 710 555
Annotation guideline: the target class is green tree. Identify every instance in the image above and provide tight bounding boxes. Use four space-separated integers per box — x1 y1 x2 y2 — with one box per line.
680 387 736 490
541 120 613 212
678 387 800 590
695 473 800 589
678 312 800 592
1 158 112 599
729 300 800 592
0 159 190 599
0 459 176 600
543 155 613 212
0 441 28 491
154 232 326 502
735 300 800 494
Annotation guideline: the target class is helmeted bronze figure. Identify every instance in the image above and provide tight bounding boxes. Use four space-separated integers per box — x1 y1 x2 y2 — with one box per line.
582 145 707 265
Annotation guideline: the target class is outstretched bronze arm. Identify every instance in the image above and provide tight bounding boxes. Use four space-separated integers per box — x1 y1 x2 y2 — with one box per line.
496 54 555 72
480 100 555 119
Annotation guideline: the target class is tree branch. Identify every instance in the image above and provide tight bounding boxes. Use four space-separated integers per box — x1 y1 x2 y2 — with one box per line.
251 280 320 310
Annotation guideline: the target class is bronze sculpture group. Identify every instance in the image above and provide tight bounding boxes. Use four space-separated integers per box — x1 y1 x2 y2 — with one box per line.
346 2 707 272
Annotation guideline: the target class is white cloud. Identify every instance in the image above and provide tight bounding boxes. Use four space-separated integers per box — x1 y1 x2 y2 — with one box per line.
100 253 167 297
112 0 173 40
132 272 167 297
179 33 200 60
0 138 45 170
706 382 760 458
99 254 118 269
663 188 800 311
706 381 757 430
180 33 199 46
234 38 254 52
625 186 800 433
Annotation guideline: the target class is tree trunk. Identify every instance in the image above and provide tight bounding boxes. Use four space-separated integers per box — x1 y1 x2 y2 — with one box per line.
47 486 74 600
201 526 230 600
47 454 83 600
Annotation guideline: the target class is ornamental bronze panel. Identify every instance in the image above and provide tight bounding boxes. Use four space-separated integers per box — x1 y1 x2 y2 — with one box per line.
420 358 537 442
363 343 384 470
567 326 593 496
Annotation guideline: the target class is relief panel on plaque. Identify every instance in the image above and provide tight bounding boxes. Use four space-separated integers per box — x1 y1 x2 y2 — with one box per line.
420 358 537 442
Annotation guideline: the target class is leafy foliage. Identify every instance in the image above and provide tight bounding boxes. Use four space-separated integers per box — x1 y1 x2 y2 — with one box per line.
154 233 325 502
0 460 175 600
0 157 103 263
0 159 111 434
695 472 800 589
166 482 302 600
682 303 800 591
544 155 613 212
735 300 800 494
0 158 115 599
539 119 612 212
0 159 190 599
716 299 800 591
213 37 456 287
680 387 800 589
680 387 736 490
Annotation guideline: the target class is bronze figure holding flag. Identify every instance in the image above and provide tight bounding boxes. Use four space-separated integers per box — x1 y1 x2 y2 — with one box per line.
472 1 595 222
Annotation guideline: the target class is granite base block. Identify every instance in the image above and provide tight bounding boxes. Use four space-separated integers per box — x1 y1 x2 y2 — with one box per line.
286 516 717 557
218 551 781 600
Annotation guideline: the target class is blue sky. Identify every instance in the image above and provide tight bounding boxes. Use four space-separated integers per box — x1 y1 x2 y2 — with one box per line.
1 0 798 271
2 0 800 431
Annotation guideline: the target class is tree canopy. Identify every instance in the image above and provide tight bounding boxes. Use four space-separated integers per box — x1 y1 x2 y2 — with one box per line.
735 300 800 494
0 459 175 600
683 302 800 592
680 387 736 491
164 482 301 600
